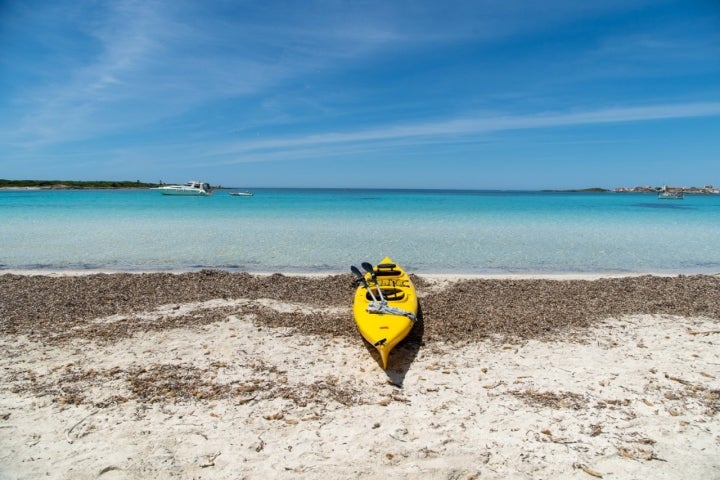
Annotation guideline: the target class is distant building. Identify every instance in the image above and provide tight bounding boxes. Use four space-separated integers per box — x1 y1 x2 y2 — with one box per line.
614 183 719 194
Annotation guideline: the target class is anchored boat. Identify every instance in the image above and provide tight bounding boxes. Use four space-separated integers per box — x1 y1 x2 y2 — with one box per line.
658 191 684 200
157 181 212 196
351 258 418 369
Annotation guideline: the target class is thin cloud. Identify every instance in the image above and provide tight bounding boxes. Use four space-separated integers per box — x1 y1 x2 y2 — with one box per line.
208 102 720 161
4 1 413 146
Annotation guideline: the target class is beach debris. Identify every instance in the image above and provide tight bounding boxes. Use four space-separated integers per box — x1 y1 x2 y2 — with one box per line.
2 272 720 347
389 427 409 442
664 373 692 386
254 438 265 452
510 389 586 410
596 398 631 408
98 466 121 476
25 433 40 447
65 408 99 444
573 463 603 478
483 381 503 389
617 443 664 462
686 328 720 335
263 412 284 421
197 451 221 468
537 429 578 445
235 395 257 405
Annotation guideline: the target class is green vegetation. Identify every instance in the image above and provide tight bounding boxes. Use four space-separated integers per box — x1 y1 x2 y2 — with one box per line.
541 187 610 193
0 179 160 189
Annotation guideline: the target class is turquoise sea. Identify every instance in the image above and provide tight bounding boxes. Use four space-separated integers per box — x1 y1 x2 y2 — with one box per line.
1 189 719 275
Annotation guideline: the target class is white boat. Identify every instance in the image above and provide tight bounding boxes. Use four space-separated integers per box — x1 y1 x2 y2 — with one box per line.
157 181 212 196
658 190 684 200
229 191 253 197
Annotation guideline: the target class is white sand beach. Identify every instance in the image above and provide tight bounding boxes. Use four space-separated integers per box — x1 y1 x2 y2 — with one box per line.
1 273 719 479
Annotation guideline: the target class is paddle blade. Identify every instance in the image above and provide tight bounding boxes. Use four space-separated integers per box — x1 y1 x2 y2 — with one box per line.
361 262 384 301
352 265 377 301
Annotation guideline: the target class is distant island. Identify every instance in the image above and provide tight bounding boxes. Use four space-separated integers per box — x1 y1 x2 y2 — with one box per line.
614 184 719 194
541 185 720 195
541 187 610 193
0 179 160 189
544 185 719 195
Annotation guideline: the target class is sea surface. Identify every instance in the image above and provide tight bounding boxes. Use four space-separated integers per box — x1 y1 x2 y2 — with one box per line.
1 188 720 275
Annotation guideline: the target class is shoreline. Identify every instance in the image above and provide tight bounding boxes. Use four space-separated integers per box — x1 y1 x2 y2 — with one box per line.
3 267 719 280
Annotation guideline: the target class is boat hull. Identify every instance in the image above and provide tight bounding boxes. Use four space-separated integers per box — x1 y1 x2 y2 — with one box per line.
658 192 684 200
352 257 418 369
160 189 209 196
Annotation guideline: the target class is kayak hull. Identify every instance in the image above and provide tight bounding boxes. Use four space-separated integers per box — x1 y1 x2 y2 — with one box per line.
352 257 418 369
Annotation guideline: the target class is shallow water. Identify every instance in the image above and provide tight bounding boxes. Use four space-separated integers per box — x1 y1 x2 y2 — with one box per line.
1 189 719 274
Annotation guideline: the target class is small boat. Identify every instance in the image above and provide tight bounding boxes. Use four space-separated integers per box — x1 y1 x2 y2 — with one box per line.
658 191 684 200
157 181 212 196
229 191 253 197
351 257 418 369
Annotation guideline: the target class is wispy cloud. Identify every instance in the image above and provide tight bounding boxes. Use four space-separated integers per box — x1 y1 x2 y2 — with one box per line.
202 101 720 164
4 2 171 143
4 0 416 146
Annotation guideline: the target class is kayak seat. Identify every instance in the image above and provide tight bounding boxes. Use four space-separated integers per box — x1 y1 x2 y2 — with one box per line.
375 264 401 277
366 289 405 301
384 290 405 301
376 271 401 277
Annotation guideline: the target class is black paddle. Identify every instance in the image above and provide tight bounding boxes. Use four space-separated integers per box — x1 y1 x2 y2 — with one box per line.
351 265 378 302
361 262 386 303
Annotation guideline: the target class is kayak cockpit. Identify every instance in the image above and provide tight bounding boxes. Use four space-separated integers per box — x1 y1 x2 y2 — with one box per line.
364 288 406 301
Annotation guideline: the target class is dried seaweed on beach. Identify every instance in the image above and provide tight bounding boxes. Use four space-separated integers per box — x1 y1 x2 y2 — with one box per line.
419 275 720 342
509 389 587 410
1 272 719 346
0 271 355 340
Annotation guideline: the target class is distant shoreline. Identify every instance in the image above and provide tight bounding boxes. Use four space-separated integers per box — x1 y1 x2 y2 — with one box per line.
0 180 159 189
3 267 718 279
0 186 154 191
541 187 610 193
1 180 718 194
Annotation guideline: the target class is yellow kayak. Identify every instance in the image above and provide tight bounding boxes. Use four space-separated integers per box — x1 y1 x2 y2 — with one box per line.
352 257 418 369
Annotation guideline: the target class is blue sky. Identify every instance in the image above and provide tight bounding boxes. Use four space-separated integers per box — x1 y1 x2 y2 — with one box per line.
1 0 719 189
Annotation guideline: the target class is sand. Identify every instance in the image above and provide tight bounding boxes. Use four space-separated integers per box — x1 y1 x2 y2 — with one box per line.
1 272 719 479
